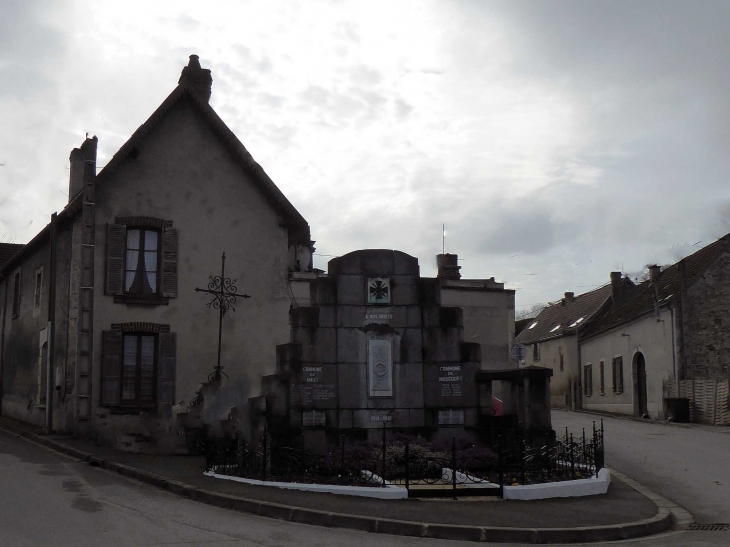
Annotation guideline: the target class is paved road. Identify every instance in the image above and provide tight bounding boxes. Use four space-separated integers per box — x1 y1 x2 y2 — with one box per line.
553 410 730 525
0 427 727 546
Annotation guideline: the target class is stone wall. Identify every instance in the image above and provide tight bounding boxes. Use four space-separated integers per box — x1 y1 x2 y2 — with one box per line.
686 249 730 375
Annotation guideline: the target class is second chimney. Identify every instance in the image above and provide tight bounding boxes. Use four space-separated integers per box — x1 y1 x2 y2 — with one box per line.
649 264 661 283
68 136 98 202
610 271 623 305
437 253 461 280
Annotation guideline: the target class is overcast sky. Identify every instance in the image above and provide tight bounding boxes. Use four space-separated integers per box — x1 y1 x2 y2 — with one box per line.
2 0 730 312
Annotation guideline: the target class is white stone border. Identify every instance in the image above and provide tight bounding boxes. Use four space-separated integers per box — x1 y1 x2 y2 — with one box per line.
502 468 611 500
203 470 408 499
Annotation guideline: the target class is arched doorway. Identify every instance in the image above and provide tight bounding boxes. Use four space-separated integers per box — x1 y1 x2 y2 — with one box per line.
632 352 648 417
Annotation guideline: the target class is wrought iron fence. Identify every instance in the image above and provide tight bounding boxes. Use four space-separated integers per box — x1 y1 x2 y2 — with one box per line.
203 420 605 499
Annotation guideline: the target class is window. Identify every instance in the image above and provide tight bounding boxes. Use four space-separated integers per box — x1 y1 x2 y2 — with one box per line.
101 326 176 408
612 356 624 394
34 268 43 309
11 272 21 318
599 360 605 395
559 347 564 372
125 229 159 295
533 342 540 361
122 333 157 404
584 364 593 397
105 219 178 303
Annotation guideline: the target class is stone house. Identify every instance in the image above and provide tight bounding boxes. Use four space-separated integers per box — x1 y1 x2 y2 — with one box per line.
579 235 730 421
0 56 314 452
514 279 632 409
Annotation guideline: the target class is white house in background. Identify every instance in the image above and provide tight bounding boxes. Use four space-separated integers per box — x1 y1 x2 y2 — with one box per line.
579 234 730 422
515 276 632 409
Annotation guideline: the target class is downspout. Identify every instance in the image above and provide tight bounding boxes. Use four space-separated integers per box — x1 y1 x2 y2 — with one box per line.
670 303 678 382
46 213 58 434
0 276 7 416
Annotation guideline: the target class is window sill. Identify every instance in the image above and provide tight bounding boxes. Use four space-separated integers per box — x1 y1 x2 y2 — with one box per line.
113 295 169 306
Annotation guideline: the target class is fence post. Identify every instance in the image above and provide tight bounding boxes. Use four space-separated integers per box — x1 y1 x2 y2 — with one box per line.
262 423 268 482
452 436 457 500
570 433 575 479
404 438 410 492
498 444 504 499
546 433 551 480
519 436 525 485
381 423 387 487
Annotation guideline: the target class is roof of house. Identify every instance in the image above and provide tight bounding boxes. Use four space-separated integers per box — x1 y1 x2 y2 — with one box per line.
0 244 23 269
515 283 614 345
1 57 311 278
583 234 730 338
91 62 311 244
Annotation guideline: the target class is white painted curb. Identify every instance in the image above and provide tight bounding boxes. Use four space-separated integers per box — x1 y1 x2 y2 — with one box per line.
203 470 408 499
502 468 611 500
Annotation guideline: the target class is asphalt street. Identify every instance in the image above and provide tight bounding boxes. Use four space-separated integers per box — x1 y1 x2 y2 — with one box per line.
552 410 730 525
0 422 728 546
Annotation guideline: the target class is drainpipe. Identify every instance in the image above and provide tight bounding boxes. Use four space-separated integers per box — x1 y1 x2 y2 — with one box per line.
46 213 58 434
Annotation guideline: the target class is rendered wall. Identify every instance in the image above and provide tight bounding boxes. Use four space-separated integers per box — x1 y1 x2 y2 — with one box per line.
580 308 675 420
91 98 294 446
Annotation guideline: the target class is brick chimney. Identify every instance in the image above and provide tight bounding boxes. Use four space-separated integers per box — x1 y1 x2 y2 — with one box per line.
564 292 575 302
610 271 623 305
68 136 98 202
437 253 461 280
178 54 212 102
649 264 661 283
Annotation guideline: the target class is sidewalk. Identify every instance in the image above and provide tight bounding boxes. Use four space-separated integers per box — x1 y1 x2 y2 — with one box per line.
0 415 675 544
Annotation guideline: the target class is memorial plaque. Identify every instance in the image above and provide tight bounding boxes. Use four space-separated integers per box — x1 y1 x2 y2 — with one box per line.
302 410 326 427
290 365 337 408
423 362 478 407
363 307 393 324
438 409 465 425
368 339 393 397
367 278 391 304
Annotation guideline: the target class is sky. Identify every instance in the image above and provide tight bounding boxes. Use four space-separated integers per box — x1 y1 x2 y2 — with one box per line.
2 0 730 314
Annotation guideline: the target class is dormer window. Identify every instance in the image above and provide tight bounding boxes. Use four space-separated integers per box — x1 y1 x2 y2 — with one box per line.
569 316 584 328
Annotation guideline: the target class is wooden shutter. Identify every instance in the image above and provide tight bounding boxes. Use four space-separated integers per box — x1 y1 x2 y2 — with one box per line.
161 226 178 298
105 224 126 295
101 330 122 406
157 332 176 405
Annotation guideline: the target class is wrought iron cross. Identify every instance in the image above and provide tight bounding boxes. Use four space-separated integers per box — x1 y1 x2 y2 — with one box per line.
195 252 250 381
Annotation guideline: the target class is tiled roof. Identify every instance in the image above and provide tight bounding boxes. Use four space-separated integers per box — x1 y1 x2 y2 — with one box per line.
515 284 614 345
584 234 730 338
0 244 23 268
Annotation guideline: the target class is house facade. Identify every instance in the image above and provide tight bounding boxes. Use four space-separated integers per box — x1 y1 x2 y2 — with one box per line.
0 56 314 451
515 282 626 409
580 235 730 422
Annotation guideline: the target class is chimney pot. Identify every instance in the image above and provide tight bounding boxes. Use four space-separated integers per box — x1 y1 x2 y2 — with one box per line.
649 264 661 283
564 292 575 301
